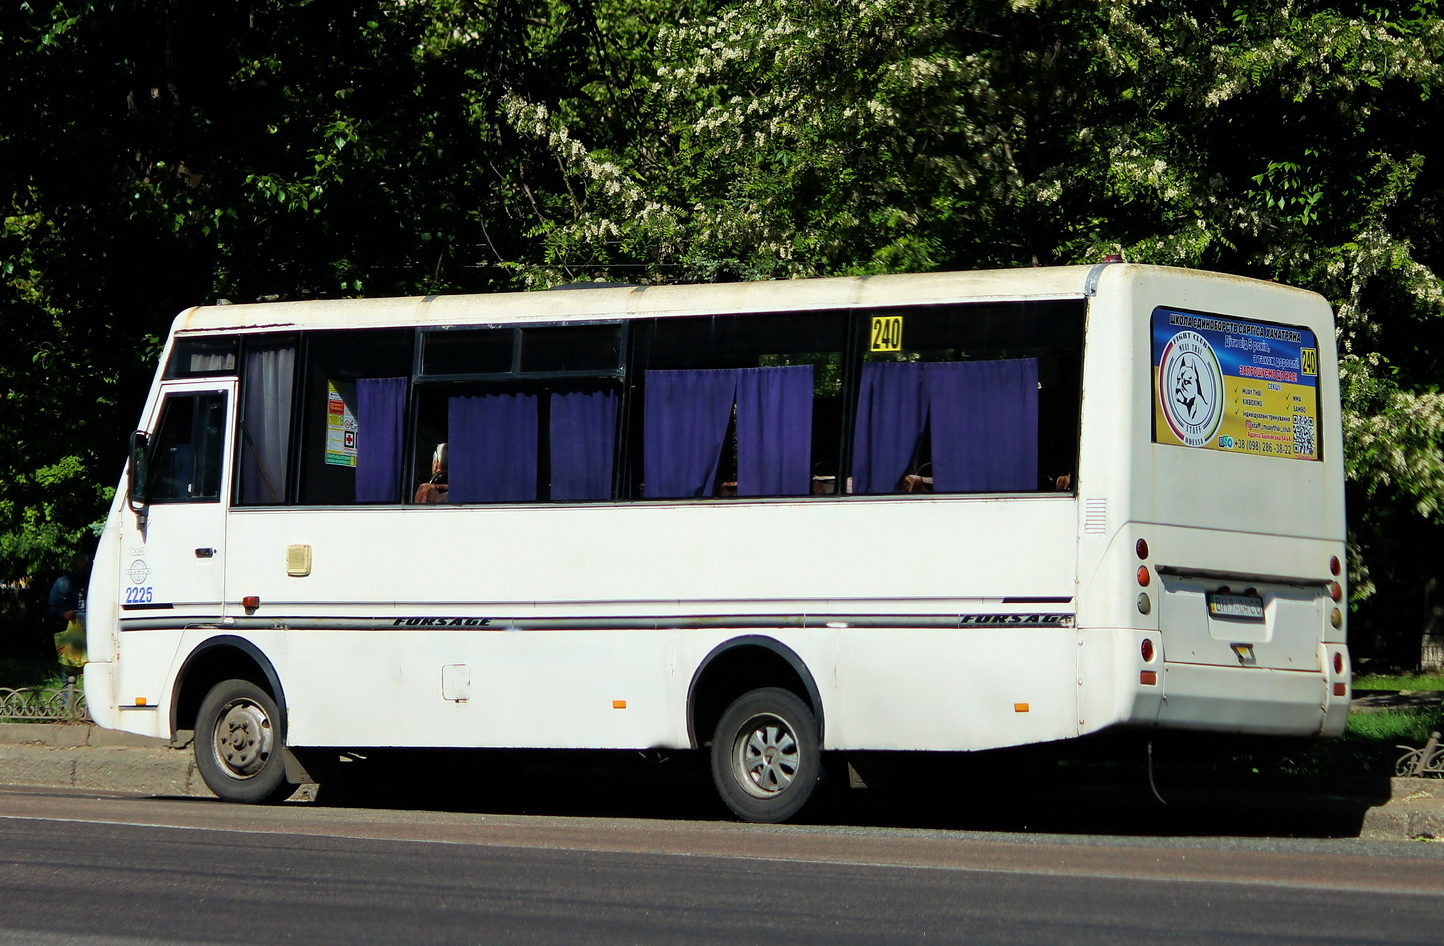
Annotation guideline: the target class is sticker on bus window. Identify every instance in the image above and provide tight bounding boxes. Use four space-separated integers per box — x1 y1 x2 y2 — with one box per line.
325 379 358 467
1151 309 1320 461
870 316 903 352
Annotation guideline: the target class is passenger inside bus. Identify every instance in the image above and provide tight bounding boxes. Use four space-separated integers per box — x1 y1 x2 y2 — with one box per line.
413 442 449 504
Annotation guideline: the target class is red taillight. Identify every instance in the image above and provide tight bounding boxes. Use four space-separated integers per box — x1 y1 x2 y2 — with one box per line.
1136 538 1149 560
1137 566 1151 587
1140 670 1158 686
1333 652 1345 675
1141 638 1155 662
1330 556 1341 576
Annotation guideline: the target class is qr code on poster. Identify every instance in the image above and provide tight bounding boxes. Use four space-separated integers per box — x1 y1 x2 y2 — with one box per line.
1293 413 1316 457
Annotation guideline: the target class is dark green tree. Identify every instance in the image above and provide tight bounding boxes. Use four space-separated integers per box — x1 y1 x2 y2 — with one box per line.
0 0 612 586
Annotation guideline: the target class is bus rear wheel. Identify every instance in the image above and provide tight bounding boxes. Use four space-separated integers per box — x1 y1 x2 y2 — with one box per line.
710 687 820 823
195 679 297 804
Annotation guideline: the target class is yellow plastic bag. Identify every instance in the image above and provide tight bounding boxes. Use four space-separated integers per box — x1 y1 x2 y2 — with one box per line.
54 617 87 670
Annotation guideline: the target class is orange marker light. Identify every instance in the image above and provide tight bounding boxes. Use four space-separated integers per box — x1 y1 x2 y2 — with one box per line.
1013 703 1029 713
135 697 148 706
1140 671 1158 686
1137 566 1151 587
1333 683 1347 697
242 595 261 611
612 700 627 709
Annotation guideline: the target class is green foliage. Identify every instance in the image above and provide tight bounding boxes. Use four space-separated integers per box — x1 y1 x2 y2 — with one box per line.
1344 707 1440 744
1354 673 1444 690
5 0 1444 665
1262 705 1442 778
1 0 587 580
0 656 68 691
508 0 1444 640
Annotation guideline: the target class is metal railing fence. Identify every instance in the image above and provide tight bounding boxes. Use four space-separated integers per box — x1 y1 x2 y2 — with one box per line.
0 677 90 723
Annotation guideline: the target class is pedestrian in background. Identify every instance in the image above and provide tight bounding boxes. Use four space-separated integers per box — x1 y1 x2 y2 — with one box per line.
46 552 90 669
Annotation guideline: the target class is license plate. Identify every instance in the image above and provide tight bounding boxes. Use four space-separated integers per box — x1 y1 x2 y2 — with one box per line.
1207 592 1265 621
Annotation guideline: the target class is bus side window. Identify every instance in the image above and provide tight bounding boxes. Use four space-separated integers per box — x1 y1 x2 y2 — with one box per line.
854 301 1082 495
295 330 414 505
148 393 226 503
237 339 297 505
629 312 847 500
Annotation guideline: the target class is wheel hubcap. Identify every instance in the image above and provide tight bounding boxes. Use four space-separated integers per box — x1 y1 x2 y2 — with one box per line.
212 698 273 779
733 714 799 798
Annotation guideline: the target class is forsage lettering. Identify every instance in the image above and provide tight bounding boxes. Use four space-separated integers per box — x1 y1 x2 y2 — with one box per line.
959 614 1066 627
393 617 493 627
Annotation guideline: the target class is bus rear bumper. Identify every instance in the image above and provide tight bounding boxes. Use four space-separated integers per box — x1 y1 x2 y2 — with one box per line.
1146 662 1345 737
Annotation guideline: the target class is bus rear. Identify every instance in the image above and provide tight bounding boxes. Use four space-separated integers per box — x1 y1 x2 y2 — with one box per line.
1076 265 1348 740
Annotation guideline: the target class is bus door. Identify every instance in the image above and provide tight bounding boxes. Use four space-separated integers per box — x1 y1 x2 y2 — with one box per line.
119 380 234 700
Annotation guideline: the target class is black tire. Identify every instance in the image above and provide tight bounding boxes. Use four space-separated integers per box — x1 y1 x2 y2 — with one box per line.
710 687 820 823
195 678 297 804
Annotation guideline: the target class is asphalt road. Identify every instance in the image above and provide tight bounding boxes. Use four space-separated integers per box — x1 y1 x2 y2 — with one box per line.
2 785 1443 945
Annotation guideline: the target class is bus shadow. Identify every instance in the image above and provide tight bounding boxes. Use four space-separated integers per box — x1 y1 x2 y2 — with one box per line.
294 745 1389 839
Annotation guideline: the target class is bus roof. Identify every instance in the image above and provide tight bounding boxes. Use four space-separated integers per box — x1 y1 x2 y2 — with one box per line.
171 264 1309 336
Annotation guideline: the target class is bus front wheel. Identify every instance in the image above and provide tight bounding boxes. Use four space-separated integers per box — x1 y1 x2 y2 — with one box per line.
195 679 297 804
710 687 820 823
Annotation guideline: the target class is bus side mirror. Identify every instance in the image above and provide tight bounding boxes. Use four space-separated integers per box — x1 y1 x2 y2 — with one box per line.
127 430 150 522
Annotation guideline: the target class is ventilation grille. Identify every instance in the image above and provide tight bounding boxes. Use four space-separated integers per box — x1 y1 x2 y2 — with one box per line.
1084 498 1108 535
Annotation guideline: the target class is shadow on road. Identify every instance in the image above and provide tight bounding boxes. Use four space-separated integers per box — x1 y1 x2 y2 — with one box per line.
290 741 1389 839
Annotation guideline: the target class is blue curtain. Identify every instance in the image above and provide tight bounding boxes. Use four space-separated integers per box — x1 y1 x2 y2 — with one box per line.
550 389 617 501
735 365 813 497
355 377 407 502
852 362 928 494
928 359 1038 492
643 369 738 498
449 393 538 503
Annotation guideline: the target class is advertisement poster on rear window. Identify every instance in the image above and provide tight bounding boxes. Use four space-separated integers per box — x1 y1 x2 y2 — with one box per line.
1151 308 1320 460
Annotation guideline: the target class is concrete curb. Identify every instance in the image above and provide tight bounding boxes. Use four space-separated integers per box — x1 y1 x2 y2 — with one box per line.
0 724 211 798
2 724 1443 838
0 722 181 750
1359 778 1444 841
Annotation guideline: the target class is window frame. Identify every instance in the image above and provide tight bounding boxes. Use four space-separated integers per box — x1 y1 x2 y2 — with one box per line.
220 300 1085 509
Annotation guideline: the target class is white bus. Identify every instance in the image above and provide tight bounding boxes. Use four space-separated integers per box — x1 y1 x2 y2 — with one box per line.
85 263 1350 822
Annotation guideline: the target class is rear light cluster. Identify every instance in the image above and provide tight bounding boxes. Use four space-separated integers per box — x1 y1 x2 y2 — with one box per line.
1328 555 1344 630
1138 538 1158 685
1140 635 1158 686
1328 556 1347 696
1331 648 1348 698
1136 537 1152 615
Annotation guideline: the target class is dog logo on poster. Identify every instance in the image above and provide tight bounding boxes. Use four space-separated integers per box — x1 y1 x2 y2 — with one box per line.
1158 330 1224 447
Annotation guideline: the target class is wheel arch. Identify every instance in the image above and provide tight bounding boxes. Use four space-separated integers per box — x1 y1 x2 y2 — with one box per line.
686 635 825 749
169 636 286 741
